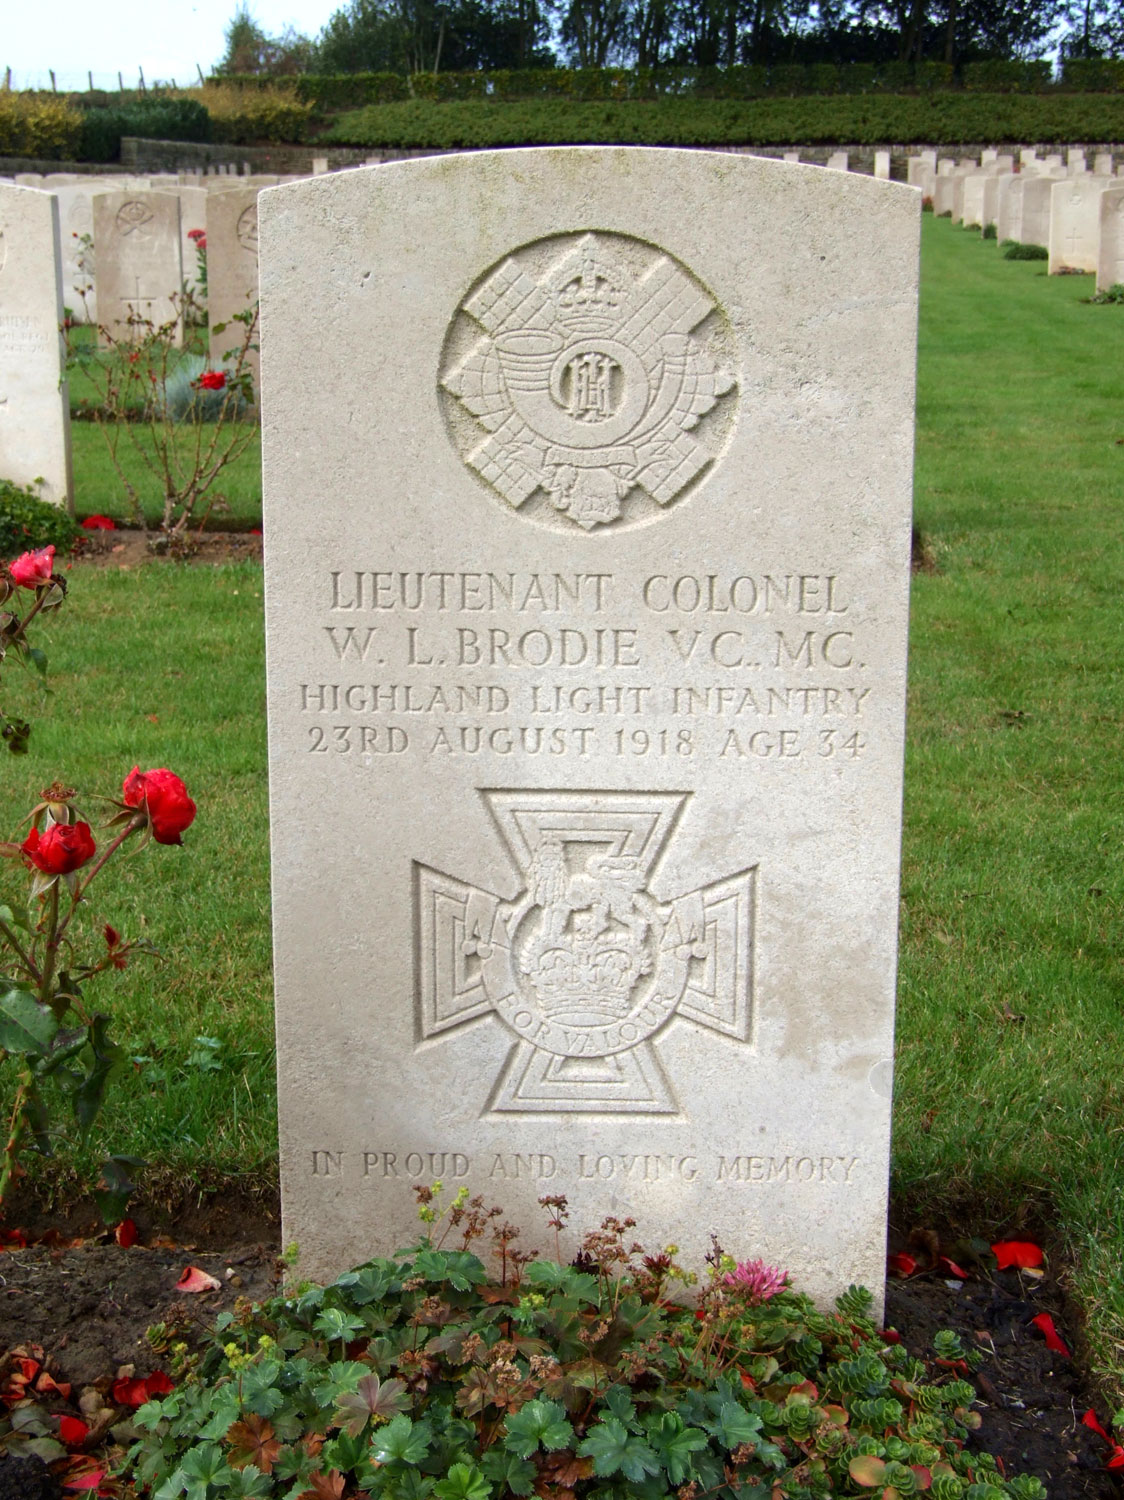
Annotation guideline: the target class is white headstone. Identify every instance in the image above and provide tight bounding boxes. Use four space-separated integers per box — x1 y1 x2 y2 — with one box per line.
961 174 991 228
1020 148 1039 166
981 176 1002 232
994 155 1014 174
825 152 848 172
1049 176 1110 273
1095 186 1124 292
783 151 800 164
259 148 920 1303
1019 177 1055 249
0 185 73 509
52 183 102 323
1094 153 1113 176
874 150 890 180
206 187 259 393
981 148 998 164
312 157 329 175
937 159 956 177
1067 148 1086 174
93 191 184 346
996 175 1024 243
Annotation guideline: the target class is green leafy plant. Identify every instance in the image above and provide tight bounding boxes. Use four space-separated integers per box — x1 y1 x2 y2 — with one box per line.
1087 283 1124 305
125 1191 1047 1500
0 765 197 1220
0 481 78 559
982 223 997 241
1002 242 1048 260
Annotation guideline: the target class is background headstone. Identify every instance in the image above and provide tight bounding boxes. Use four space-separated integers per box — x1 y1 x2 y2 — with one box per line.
206 187 260 393
259 147 920 1304
1020 177 1056 249
179 184 209 299
1095 187 1124 292
0 185 73 509
93 191 183 347
874 150 890 180
826 152 848 171
996 176 1024 244
1049 176 1109 273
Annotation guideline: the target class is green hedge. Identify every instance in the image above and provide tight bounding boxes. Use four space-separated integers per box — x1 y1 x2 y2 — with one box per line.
1059 58 1124 92
323 93 1124 149
76 97 211 161
211 60 964 110
211 61 1124 107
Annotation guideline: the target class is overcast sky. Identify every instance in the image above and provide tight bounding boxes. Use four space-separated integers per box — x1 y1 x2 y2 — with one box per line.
4 0 334 91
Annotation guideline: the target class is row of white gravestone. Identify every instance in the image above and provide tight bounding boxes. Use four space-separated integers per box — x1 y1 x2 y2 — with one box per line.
908 149 1124 291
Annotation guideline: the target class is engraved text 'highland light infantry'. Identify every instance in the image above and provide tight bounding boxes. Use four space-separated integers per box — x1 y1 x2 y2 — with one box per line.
441 233 736 530
416 791 755 1113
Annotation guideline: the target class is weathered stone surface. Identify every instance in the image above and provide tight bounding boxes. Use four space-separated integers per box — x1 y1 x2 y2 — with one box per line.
259 148 919 1305
206 188 259 392
1095 186 1124 292
996 176 1024 244
92 191 183 346
0 185 73 508
1049 176 1110 273
1020 177 1058 249
179 184 208 297
51 183 103 324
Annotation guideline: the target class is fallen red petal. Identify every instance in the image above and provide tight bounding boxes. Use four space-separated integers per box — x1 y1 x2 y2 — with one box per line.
175 1265 221 1293
992 1240 1044 1270
879 1328 902 1344
59 1415 90 1446
1030 1312 1071 1357
938 1256 970 1279
888 1252 917 1278
1083 1409 1111 1442
112 1375 149 1407
62 1471 106 1492
145 1370 174 1397
1107 1448 1124 1471
115 1218 138 1248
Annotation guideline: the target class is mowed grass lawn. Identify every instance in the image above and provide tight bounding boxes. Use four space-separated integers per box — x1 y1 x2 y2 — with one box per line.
4 212 1124 1383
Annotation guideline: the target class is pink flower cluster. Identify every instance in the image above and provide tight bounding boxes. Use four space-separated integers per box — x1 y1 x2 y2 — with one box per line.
722 1258 789 1304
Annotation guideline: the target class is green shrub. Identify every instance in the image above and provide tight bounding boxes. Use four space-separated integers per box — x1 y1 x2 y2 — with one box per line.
76 96 210 162
1088 282 1124 303
0 93 82 160
0 481 78 558
323 93 1124 150
983 222 997 239
1059 58 1124 92
124 1226 1045 1500
961 60 1052 93
1003 241 1048 259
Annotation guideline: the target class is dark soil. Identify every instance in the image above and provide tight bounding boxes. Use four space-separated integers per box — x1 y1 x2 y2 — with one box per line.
0 1188 1115 1500
71 526 262 569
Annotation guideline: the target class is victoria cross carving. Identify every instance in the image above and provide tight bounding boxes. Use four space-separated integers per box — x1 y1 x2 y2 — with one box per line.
416 790 755 1113
440 232 737 531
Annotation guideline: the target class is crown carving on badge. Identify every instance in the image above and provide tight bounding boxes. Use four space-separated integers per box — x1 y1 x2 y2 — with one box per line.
551 236 628 334
530 942 639 1020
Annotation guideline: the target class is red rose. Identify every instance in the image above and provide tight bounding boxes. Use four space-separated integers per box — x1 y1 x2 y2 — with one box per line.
8 547 55 589
187 227 205 242
198 371 226 391
122 767 197 845
81 515 116 531
22 821 96 875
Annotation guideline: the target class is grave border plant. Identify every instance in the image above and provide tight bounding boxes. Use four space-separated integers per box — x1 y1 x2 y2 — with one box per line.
64 278 260 547
124 1187 1048 1500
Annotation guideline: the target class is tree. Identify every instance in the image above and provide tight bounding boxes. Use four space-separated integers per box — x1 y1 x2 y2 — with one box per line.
214 3 316 75
317 0 555 71
1058 0 1124 54
558 0 631 64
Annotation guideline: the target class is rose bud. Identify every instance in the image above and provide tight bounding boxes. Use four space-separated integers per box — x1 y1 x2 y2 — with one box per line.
22 821 96 875
122 767 197 846
8 547 55 590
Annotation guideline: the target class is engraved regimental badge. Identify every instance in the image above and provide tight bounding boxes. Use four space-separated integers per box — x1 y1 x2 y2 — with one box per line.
416 791 755 1114
440 232 737 531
